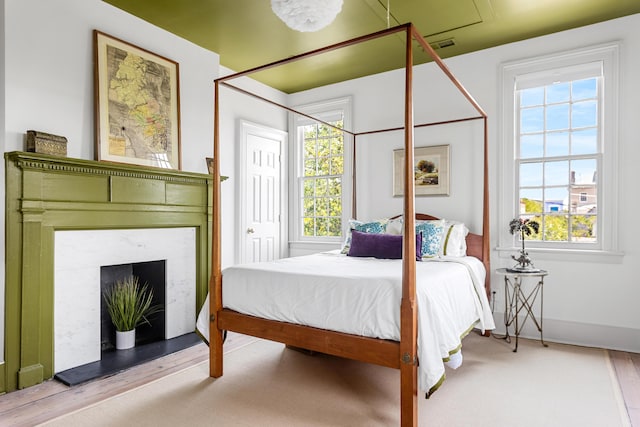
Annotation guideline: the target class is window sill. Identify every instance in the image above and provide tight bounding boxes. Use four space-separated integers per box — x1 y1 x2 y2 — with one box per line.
289 240 341 250
495 246 625 264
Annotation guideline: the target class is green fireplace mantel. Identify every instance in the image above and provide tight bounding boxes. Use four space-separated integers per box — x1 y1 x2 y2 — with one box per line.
3 151 221 393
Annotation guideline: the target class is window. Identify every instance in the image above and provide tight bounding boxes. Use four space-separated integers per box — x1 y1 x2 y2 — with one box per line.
500 43 619 254
517 75 599 244
301 119 344 237
290 98 352 244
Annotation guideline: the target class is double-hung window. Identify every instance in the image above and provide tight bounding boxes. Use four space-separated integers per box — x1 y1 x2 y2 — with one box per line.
290 97 352 247
500 43 619 255
518 72 599 243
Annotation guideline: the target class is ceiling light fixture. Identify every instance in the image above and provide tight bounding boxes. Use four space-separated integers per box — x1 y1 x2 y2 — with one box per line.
271 0 343 32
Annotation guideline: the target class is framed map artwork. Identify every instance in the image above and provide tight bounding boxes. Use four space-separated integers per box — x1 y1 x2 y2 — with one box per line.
94 30 181 169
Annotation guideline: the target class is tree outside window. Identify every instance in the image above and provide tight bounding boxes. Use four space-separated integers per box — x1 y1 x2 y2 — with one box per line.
301 120 344 237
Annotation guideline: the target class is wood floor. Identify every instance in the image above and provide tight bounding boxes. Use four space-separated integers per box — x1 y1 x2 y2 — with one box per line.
0 333 256 427
0 334 638 427
610 349 640 426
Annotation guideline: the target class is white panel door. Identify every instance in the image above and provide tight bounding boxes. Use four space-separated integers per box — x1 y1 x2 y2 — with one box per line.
242 123 285 263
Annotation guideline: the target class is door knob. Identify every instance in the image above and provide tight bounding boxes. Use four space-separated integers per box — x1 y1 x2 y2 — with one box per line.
247 228 255 234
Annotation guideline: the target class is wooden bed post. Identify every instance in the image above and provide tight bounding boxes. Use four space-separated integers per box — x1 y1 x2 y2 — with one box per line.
352 134 358 220
210 80 224 378
399 24 418 427
483 116 491 298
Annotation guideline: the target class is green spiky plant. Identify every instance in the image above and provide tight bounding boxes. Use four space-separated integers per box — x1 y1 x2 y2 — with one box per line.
509 217 540 270
103 275 162 332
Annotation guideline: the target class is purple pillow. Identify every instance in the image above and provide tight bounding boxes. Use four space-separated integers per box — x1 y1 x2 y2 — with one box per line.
347 230 422 261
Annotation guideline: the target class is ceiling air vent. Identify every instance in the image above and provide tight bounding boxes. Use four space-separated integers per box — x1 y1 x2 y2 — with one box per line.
429 38 456 50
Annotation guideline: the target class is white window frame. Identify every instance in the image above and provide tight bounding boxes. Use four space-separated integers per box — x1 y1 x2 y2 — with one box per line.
289 97 353 248
498 43 621 260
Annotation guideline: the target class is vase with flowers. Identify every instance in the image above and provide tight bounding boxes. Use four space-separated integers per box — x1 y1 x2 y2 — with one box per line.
508 217 540 272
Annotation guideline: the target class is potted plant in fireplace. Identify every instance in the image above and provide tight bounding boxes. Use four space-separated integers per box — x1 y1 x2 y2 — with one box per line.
103 275 162 350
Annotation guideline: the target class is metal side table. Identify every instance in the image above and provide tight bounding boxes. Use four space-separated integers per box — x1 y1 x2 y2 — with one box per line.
496 268 549 352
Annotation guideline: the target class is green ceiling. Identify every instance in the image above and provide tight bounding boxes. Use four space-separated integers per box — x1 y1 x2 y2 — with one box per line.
103 0 640 93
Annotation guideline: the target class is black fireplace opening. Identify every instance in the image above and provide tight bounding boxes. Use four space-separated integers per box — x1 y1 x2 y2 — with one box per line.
100 260 166 350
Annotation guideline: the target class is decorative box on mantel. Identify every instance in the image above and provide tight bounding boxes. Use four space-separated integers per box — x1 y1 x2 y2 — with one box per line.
2 151 223 393
25 130 68 156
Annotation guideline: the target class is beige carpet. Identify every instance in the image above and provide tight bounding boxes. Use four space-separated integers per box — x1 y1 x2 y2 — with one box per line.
41 334 630 427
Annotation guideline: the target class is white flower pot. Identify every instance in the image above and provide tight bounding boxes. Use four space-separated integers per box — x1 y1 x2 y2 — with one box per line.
116 329 136 350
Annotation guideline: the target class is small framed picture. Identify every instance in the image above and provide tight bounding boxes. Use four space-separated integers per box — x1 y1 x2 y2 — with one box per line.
393 144 450 196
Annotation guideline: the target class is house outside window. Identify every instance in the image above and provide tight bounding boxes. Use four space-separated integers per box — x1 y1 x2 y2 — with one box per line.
579 191 588 203
290 97 353 246
500 43 619 254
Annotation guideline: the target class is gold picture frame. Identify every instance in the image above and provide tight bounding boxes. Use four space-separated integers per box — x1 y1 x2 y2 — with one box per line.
393 144 450 196
94 30 181 169
206 157 214 174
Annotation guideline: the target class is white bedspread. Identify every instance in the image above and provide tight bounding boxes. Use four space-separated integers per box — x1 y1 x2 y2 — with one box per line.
197 251 495 394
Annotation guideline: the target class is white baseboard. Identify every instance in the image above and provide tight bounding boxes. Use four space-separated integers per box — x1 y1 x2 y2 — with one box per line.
491 312 640 353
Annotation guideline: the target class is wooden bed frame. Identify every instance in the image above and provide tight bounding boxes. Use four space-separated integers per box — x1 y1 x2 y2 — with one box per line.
209 23 489 427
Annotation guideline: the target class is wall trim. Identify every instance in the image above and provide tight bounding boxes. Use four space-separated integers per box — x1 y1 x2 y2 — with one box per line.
492 312 640 353
14 155 208 184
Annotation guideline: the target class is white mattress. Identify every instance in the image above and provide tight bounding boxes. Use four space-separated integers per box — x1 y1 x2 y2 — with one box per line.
198 250 495 394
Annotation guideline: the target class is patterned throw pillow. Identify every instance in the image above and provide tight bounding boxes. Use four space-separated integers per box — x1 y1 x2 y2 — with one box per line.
354 220 387 234
340 219 389 254
415 220 445 258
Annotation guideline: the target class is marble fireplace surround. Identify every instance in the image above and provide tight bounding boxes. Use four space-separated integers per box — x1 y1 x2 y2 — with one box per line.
4 152 214 392
54 227 196 373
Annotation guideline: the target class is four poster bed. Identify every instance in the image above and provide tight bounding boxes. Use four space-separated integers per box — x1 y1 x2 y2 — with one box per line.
206 23 491 426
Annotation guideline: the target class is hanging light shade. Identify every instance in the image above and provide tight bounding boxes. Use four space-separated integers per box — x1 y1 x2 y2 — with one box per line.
271 0 343 32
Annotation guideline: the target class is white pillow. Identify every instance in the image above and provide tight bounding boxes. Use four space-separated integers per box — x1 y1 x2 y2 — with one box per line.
439 221 469 257
385 217 403 235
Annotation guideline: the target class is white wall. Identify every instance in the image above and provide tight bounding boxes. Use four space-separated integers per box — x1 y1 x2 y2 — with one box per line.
4 1 219 162
289 14 640 352
0 0 287 363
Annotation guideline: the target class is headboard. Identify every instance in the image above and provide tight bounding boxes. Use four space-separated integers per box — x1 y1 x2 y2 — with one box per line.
413 213 483 262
